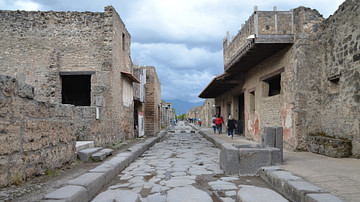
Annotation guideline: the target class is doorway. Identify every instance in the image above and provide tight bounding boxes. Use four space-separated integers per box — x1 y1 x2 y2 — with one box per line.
237 93 245 134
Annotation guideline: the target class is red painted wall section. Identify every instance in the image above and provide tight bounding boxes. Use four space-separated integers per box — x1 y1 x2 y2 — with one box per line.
282 103 295 146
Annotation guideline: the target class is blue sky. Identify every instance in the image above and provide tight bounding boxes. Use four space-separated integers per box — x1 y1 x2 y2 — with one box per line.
1 0 345 103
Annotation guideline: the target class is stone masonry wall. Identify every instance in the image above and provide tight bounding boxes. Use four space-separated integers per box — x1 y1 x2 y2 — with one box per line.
0 6 135 147
199 99 215 127
144 66 161 136
319 0 360 157
0 75 76 187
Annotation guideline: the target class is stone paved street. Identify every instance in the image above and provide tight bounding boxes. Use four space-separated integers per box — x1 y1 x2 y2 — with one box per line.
92 122 286 202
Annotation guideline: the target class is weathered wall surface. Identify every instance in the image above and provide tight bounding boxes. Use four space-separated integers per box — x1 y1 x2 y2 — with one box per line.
0 6 135 147
199 99 215 127
0 75 76 187
216 0 359 157
144 66 161 136
319 0 360 157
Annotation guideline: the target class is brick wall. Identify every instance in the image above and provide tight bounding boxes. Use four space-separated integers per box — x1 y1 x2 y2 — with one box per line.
0 75 76 187
144 66 161 136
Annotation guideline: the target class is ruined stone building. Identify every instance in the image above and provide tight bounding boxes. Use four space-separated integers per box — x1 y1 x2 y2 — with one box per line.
200 0 359 158
197 99 215 127
133 65 163 136
0 6 164 186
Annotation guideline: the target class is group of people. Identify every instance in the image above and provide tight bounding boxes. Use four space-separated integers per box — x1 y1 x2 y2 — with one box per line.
211 114 237 138
187 118 202 127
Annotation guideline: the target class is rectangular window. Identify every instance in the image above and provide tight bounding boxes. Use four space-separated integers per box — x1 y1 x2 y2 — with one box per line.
122 33 126 51
328 75 340 94
265 75 281 96
259 68 284 97
61 75 91 106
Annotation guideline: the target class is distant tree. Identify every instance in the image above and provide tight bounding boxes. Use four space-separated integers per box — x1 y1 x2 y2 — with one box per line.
177 113 186 120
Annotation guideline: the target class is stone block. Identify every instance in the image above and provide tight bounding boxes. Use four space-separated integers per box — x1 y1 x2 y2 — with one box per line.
0 75 17 97
105 156 129 173
92 152 107 161
0 97 10 118
43 185 87 202
75 106 95 119
239 148 272 175
219 143 239 175
269 147 282 165
78 147 103 161
284 180 326 202
11 97 25 119
67 172 106 199
0 121 21 155
263 170 302 195
38 101 55 118
275 127 283 161
17 81 34 99
238 185 288 202
76 141 94 152
23 120 49 151
262 127 276 147
308 134 352 158
89 163 117 184
55 104 74 118
305 193 344 202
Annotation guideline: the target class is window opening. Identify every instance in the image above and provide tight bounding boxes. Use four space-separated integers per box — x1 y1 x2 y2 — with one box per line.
329 77 340 94
61 75 91 106
122 33 126 51
265 75 281 96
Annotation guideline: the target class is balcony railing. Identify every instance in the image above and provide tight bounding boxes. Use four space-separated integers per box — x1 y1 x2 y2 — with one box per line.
223 8 294 68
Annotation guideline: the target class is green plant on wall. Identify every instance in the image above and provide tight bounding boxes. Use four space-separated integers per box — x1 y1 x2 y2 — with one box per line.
10 173 23 186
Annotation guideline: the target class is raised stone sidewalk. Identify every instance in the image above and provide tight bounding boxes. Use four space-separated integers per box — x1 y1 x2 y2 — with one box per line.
197 125 360 202
43 131 167 201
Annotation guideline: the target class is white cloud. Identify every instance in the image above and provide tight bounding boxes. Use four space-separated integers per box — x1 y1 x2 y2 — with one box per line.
0 0 42 10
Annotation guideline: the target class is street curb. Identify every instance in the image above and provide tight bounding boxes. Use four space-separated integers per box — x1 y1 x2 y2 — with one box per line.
196 126 343 202
43 130 167 201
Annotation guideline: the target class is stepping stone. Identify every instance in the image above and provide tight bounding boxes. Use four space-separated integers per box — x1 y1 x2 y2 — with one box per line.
78 147 103 161
76 141 95 152
92 152 107 161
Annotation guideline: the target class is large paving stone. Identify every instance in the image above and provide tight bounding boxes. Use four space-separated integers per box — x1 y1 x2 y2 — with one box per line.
161 178 195 187
43 185 88 201
167 186 212 202
67 172 106 198
208 180 237 191
92 190 140 202
237 185 288 202
146 193 166 202
305 193 344 202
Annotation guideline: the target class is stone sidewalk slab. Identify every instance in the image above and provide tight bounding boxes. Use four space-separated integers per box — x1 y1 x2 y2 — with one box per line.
43 185 87 201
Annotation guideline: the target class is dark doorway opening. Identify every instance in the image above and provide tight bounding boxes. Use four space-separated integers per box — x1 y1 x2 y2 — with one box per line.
61 75 91 106
237 93 245 134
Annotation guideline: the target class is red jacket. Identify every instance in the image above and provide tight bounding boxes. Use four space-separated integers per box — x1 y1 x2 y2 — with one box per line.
215 117 223 125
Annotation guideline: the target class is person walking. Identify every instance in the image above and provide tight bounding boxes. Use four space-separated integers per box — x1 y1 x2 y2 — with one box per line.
211 115 216 134
215 115 223 134
227 115 236 139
